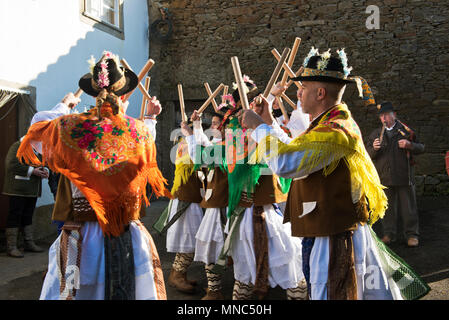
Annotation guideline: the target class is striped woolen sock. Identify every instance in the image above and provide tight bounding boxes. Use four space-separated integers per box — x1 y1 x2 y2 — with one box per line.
286 279 308 300
205 264 222 292
172 252 194 273
232 280 254 300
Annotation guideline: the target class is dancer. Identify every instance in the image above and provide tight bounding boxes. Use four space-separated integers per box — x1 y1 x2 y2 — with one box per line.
242 47 430 300
18 51 170 300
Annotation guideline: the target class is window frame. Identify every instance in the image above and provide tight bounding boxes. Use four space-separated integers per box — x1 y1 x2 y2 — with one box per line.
79 0 125 40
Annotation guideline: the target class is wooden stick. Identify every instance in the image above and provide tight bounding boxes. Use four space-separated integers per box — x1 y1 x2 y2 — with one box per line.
273 38 301 122
231 56 250 110
286 66 303 89
280 37 301 85
197 83 225 113
379 123 386 144
120 58 155 102
74 88 83 98
271 49 297 80
281 93 297 109
204 83 219 112
255 48 291 106
177 83 187 122
139 77 151 120
263 48 291 98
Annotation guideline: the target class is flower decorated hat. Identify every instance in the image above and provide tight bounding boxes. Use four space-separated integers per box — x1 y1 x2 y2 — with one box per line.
217 75 258 130
293 47 376 106
79 51 138 97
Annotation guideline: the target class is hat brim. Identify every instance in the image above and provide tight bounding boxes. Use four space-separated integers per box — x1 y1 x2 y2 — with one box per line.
78 68 138 97
291 75 353 84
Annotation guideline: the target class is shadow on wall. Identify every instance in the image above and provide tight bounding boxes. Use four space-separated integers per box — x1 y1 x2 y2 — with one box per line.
27 25 148 120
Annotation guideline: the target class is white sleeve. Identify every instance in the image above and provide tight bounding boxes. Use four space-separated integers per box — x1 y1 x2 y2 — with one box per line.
271 120 293 144
28 102 71 154
251 124 339 179
185 134 197 163
286 101 310 138
27 166 34 178
193 121 213 147
143 118 157 141
30 103 71 125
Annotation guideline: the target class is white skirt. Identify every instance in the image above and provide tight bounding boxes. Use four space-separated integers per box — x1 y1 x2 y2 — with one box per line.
309 223 403 300
228 204 304 289
40 221 165 300
194 208 225 264
166 199 203 253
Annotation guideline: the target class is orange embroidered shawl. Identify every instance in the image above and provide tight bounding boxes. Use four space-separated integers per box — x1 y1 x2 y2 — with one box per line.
17 104 171 237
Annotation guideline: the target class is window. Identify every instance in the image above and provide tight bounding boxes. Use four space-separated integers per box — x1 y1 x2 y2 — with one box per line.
80 0 124 39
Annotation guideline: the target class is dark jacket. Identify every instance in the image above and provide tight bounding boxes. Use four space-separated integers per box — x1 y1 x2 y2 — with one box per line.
366 120 425 186
2 141 42 197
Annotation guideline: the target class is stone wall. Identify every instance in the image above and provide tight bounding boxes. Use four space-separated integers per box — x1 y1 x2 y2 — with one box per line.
148 0 449 191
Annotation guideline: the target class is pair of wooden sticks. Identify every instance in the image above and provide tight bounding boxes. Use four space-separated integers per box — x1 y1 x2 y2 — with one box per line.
177 82 227 122
234 37 303 121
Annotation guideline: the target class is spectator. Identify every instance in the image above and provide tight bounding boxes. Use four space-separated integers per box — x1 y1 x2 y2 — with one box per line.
366 102 425 247
2 139 47 257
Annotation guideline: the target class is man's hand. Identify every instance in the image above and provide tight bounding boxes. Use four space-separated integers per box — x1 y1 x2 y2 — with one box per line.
241 109 265 130
146 96 162 118
180 121 193 137
373 138 381 151
270 82 288 97
398 139 412 150
32 167 49 178
250 95 274 125
61 93 81 109
190 110 201 122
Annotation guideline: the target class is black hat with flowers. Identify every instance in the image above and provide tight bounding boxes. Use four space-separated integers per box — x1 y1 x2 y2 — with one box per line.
79 51 138 97
292 47 353 84
292 47 376 106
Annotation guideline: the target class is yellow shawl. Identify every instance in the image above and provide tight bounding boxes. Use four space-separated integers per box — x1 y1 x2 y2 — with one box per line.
253 103 387 225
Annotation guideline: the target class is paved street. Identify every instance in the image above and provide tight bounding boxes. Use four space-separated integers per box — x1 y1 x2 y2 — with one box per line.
1 196 448 300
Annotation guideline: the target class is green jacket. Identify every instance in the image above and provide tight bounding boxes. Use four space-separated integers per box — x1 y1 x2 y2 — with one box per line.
2 141 42 197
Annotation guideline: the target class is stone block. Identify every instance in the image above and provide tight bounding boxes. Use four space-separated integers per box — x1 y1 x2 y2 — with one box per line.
296 20 325 27
436 182 449 195
425 175 440 185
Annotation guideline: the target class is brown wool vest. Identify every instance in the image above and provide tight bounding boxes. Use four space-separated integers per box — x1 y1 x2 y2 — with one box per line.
239 174 288 208
284 161 369 237
172 171 204 203
200 168 228 209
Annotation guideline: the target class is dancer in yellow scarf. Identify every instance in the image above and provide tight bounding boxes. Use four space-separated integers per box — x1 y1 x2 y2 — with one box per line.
242 47 429 300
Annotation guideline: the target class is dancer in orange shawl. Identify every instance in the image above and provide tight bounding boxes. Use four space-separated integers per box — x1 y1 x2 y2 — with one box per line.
17 51 170 300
